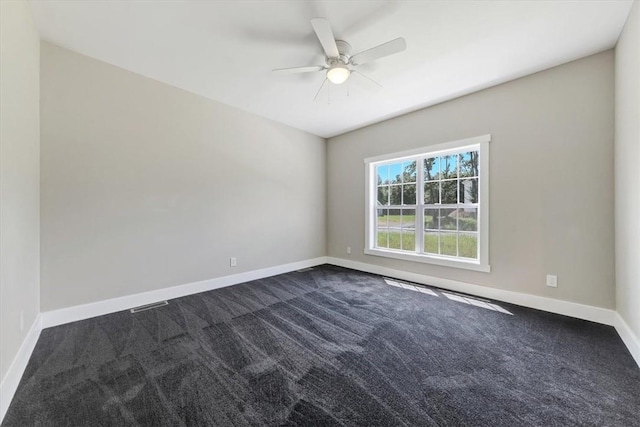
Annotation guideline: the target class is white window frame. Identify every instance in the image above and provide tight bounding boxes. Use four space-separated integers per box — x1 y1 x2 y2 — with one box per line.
364 134 490 272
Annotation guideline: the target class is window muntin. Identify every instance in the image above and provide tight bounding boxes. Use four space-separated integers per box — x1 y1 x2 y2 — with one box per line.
365 135 490 272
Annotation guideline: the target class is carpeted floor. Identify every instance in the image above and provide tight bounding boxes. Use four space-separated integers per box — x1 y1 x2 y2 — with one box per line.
3 265 639 426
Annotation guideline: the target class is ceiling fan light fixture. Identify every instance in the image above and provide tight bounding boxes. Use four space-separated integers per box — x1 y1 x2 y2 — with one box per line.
326 63 350 84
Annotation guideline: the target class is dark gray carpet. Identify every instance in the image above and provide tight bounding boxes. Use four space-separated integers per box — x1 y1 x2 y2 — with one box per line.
3 265 639 426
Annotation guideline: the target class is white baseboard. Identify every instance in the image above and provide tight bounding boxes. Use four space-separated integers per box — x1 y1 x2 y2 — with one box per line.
41 257 328 328
1 314 42 423
327 257 616 326
613 313 640 368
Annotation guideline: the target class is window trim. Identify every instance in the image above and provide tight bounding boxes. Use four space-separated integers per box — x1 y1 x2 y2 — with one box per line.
364 134 491 272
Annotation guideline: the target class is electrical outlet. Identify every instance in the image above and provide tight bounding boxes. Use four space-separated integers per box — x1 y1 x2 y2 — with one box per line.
230 257 237 267
347 246 351 255
546 274 558 288
20 310 24 332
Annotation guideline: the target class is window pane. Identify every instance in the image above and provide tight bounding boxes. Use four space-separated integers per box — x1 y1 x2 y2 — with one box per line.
459 178 478 204
459 232 478 259
402 184 416 205
403 161 416 183
424 232 439 254
401 207 415 251
386 208 402 229
440 208 457 230
390 185 401 205
402 230 415 251
441 180 457 204
424 181 439 204
377 230 389 248
389 162 403 184
424 208 438 230
377 186 389 206
459 151 479 178
401 208 416 230
377 209 389 248
441 155 458 179
458 208 478 231
377 164 390 185
424 157 439 181
377 208 388 223
388 230 402 250
440 232 457 256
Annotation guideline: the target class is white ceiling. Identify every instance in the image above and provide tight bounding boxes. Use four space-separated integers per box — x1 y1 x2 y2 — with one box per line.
29 0 633 138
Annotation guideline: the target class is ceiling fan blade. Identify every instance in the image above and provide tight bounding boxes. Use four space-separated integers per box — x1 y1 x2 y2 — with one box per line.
273 65 325 74
350 37 407 65
311 18 340 58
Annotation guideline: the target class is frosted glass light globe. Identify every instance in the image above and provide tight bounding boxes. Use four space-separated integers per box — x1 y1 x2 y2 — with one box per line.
326 64 350 84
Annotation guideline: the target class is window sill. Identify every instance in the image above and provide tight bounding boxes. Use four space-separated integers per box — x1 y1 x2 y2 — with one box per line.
364 248 491 272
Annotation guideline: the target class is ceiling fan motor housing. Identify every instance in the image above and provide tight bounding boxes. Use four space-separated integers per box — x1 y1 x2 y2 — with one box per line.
328 40 352 66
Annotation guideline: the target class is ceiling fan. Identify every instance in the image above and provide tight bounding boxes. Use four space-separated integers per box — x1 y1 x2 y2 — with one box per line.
273 18 406 95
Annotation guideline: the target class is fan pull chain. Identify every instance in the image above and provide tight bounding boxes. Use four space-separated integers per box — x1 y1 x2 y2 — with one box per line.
313 78 327 102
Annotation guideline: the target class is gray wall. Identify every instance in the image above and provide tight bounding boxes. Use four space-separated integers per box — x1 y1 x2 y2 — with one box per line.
327 51 615 309
615 1 640 340
40 42 326 311
0 1 41 383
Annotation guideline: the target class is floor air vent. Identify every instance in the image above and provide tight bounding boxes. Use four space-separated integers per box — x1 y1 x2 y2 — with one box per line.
130 300 168 313
296 267 314 272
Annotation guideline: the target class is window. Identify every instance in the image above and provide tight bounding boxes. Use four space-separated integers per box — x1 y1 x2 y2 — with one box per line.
365 135 490 272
